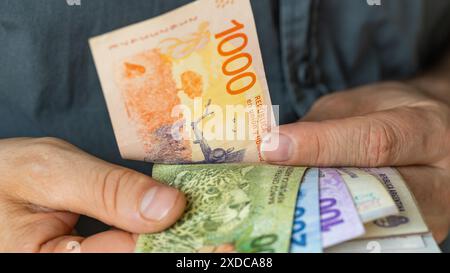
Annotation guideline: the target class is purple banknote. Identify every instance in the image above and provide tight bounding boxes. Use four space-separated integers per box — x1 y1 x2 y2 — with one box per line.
320 168 365 248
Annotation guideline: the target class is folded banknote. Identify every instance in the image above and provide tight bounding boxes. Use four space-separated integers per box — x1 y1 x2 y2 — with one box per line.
319 168 365 248
362 168 429 239
338 168 398 223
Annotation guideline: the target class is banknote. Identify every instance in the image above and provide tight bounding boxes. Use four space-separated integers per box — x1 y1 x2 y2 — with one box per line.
90 0 276 164
325 233 440 253
418 233 442 253
319 169 365 248
290 168 322 253
337 168 398 223
362 168 429 239
136 164 306 253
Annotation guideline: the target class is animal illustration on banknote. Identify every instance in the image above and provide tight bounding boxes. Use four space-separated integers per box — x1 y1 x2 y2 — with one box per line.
117 52 246 163
137 166 254 252
116 19 247 163
191 99 246 163
115 49 192 163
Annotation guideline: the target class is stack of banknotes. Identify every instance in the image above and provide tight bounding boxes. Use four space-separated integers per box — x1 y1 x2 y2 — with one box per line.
89 0 441 253
135 165 440 253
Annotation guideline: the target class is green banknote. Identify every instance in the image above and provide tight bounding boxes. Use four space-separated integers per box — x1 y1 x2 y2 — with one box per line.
136 164 306 253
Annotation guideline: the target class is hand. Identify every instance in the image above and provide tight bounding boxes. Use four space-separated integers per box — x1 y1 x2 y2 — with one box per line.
0 138 186 252
261 82 450 242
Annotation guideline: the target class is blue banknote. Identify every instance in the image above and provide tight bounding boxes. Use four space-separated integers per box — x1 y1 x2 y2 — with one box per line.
290 168 323 253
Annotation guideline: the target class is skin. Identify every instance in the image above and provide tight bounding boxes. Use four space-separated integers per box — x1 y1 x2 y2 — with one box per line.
0 138 186 252
2 60 450 254
262 49 450 243
1 45 449 254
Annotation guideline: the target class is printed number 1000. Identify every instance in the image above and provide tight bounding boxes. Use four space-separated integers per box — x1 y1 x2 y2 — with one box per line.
215 20 257 95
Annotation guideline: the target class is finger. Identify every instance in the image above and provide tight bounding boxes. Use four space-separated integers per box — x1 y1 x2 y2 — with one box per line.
397 166 450 243
40 230 136 253
0 203 134 253
302 83 426 121
0 208 79 252
261 107 448 167
4 138 186 234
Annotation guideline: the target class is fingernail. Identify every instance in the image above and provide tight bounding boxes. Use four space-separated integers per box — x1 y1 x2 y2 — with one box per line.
260 132 293 162
140 186 179 221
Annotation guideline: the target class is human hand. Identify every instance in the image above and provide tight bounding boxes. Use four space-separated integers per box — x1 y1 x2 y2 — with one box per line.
261 82 450 242
0 138 186 252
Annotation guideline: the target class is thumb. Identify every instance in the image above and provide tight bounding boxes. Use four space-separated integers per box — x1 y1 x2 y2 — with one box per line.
10 138 186 234
260 109 438 167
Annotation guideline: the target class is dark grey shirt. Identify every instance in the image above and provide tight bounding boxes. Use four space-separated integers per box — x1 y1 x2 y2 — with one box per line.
1 0 450 239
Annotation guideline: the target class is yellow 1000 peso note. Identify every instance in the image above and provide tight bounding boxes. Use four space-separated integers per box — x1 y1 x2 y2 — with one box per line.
90 0 276 164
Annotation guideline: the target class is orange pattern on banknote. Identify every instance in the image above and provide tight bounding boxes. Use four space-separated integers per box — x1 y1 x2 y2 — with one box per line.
116 49 192 163
124 62 146 77
180 71 203 99
158 22 210 59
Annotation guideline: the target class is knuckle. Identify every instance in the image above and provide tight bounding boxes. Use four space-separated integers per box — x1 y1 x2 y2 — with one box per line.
312 93 356 119
313 125 336 165
33 137 68 147
4 139 60 192
17 137 68 164
424 101 449 130
93 168 140 218
445 127 450 152
365 120 398 167
315 93 345 108
4 137 75 200
18 139 69 180
308 130 324 165
405 101 450 158
377 81 407 91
